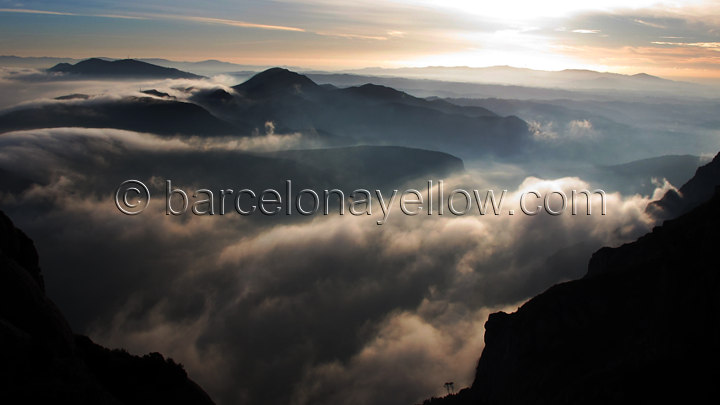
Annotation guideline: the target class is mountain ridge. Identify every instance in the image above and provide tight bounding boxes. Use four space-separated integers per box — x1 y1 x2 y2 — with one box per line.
647 151 720 219
422 152 720 404
48 58 204 79
1 66 528 157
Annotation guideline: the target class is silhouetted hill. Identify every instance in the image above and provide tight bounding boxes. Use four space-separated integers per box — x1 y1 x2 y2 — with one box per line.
0 210 215 404
0 67 530 155
341 83 418 103
340 84 497 118
339 65 698 95
227 68 530 157
235 67 320 98
423 154 720 404
141 89 175 99
0 96 243 135
0 67 531 156
599 154 702 195
48 58 203 79
55 93 91 100
631 72 665 81
647 151 720 219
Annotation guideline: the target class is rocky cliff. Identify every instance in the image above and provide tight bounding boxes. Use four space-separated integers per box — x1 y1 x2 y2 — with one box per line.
0 210 215 404
647 151 720 219
424 160 720 405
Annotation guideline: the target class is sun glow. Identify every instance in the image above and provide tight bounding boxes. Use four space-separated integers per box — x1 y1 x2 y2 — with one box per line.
398 0 703 20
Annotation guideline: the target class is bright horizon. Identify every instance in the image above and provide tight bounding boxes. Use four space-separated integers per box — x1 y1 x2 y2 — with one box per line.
2 0 720 80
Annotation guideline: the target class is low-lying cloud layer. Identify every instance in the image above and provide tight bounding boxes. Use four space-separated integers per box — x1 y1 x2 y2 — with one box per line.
0 125 663 405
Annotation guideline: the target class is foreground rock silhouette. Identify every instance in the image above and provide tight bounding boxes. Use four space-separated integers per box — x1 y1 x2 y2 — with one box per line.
647 151 720 220
424 157 720 404
0 210 215 404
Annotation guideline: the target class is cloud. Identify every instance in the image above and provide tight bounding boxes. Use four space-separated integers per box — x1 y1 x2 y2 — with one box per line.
528 119 594 140
0 8 301 30
168 15 305 32
3 68 701 404
566 119 595 138
292 305 511 405
0 8 74 16
651 41 720 48
634 18 666 29
528 120 559 140
0 124 662 404
0 70 225 106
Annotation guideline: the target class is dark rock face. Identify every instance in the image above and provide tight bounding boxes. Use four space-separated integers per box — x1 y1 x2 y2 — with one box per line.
648 151 720 219
0 210 215 405
424 158 720 405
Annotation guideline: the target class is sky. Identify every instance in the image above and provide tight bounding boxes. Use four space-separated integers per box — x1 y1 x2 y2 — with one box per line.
2 4 719 405
1 1 720 79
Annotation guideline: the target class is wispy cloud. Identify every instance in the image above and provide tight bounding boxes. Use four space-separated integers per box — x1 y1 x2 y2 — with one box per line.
314 31 388 40
92 14 148 21
0 7 394 41
0 8 304 31
572 29 601 34
0 8 74 16
0 8 143 21
634 19 666 29
173 15 305 32
652 41 720 49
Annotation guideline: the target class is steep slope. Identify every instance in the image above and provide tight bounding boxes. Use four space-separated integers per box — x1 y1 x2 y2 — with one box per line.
339 84 498 118
600 154 701 195
0 67 530 156
235 67 321 98
48 58 203 79
424 158 720 404
230 68 531 157
0 210 215 404
648 151 720 219
0 96 243 135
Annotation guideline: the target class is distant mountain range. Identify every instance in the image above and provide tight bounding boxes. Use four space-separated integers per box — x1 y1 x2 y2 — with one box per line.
422 151 720 405
0 55 84 68
3 55 710 95
137 58 274 77
48 58 204 79
0 62 532 157
221 67 530 156
339 65 694 93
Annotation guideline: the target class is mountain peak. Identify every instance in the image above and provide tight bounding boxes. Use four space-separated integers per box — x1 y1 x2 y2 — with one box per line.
233 67 319 97
632 72 664 81
48 58 203 79
342 83 409 101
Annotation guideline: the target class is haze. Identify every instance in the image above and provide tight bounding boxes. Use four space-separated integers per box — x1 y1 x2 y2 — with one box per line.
2 0 720 81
